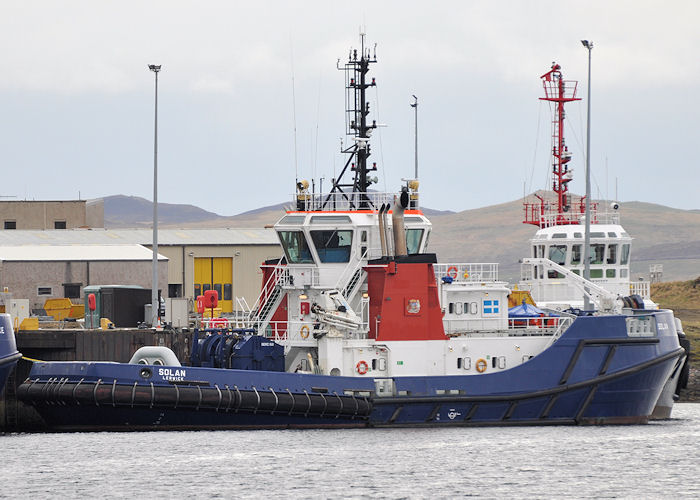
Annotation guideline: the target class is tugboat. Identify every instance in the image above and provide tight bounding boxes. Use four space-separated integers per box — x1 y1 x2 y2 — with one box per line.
518 63 690 418
0 314 21 397
17 37 685 430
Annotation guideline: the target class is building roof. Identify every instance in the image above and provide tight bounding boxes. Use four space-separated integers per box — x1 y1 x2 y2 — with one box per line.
0 244 168 262
0 228 279 246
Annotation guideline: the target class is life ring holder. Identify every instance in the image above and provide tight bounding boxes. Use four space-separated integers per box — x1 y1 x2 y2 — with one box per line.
356 360 369 375
300 325 310 339
475 358 487 373
447 266 458 279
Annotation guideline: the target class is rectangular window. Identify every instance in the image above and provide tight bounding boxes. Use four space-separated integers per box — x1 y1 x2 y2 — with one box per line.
606 269 616 278
621 244 630 265
310 230 353 263
591 244 605 264
571 244 582 265
406 228 424 254
4 220 16 229
37 286 53 296
63 283 81 299
590 269 603 278
54 220 67 229
548 245 567 265
483 299 499 314
223 283 232 301
607 244 618 264
194 284 202 297
620 269 628 278
214 284 222 300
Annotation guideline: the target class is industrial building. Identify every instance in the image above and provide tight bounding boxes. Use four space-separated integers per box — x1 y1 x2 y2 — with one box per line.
0 244 167 312
0 228 281 314
0 199 104 230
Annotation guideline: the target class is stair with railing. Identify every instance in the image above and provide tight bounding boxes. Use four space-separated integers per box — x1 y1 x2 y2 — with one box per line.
247 266 288 333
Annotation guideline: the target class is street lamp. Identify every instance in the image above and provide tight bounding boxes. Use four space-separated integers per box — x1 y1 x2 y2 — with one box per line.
149 64 161 326
581 41 593 311
410 95 418 179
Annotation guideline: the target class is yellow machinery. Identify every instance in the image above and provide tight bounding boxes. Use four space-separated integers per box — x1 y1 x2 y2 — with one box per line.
43 298 85 321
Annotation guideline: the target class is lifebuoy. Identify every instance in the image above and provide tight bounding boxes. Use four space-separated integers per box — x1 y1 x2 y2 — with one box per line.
300 325 310 339
476 358 487 373
447 266 458 279
356 360 369 375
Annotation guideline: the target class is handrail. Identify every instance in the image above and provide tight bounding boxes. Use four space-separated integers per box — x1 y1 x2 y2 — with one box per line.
522 258 620 312
434 263 499 283
292 191 420 212
334 247 369 293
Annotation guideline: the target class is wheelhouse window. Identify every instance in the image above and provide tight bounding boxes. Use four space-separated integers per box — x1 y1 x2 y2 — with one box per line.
591 244 605 264
548 245 567 265
571 244 582 265
406 228 424 254
621 244 630 265
607 244 618 264
279 231 314 264
310 230 353 263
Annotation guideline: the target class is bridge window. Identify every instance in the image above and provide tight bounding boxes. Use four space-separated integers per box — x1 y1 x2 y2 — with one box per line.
310 230 353 263
406 228 424 254
571 244 582 265
621 244 630 265
279 231 314 264
607 244 618 264
591 244 605 264
606 269 616 278
590 269 603 278
549 245 567 265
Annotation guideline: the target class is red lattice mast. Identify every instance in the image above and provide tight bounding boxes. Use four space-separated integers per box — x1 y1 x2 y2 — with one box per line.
524 63 587 228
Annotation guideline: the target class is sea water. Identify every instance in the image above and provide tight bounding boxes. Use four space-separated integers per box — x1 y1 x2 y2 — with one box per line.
1 403 699 499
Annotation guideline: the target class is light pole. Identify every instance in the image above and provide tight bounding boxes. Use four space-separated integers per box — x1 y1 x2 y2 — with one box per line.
581 41 593 311
149 64 161 326
411 95 418 179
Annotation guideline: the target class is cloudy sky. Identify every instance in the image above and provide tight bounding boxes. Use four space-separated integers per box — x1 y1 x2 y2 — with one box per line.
1 1 698 215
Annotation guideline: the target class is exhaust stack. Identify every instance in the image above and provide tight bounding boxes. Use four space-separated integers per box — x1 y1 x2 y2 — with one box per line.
392 190 409 257
378 203 388 257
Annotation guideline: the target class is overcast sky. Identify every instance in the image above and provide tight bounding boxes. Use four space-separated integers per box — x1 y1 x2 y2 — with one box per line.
1 1 698 215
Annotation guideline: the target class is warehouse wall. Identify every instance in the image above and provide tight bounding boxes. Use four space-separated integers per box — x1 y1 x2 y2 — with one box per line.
0 260 168 310
0 201 103 230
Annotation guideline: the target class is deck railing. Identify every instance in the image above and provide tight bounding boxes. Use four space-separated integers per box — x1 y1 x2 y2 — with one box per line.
434 263 499 283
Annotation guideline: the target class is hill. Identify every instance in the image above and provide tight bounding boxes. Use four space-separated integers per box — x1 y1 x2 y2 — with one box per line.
651 277 700 401
102 193 700 282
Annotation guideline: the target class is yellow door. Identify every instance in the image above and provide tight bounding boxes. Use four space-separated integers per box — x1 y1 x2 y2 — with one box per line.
194 257 233 313
213 257 233 313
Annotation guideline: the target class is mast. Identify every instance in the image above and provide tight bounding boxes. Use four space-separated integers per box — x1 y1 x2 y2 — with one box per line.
324 32 378 210
523 63 582 227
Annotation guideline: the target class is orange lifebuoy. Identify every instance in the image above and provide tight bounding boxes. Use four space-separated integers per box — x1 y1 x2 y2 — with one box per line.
300 325 310 339
476 358 487 373
447 266 458 279
356 360 369 375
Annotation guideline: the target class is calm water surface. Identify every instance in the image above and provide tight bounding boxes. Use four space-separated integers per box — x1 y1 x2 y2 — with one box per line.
2 403 699 499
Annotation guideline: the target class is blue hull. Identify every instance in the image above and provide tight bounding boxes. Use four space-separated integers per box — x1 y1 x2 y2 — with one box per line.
0 314 21 397
18 312 684 430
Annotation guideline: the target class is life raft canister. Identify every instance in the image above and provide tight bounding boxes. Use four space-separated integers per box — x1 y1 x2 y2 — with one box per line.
300 325 310 339
447 266 458 279
476 358 487 373
356 360 369 375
